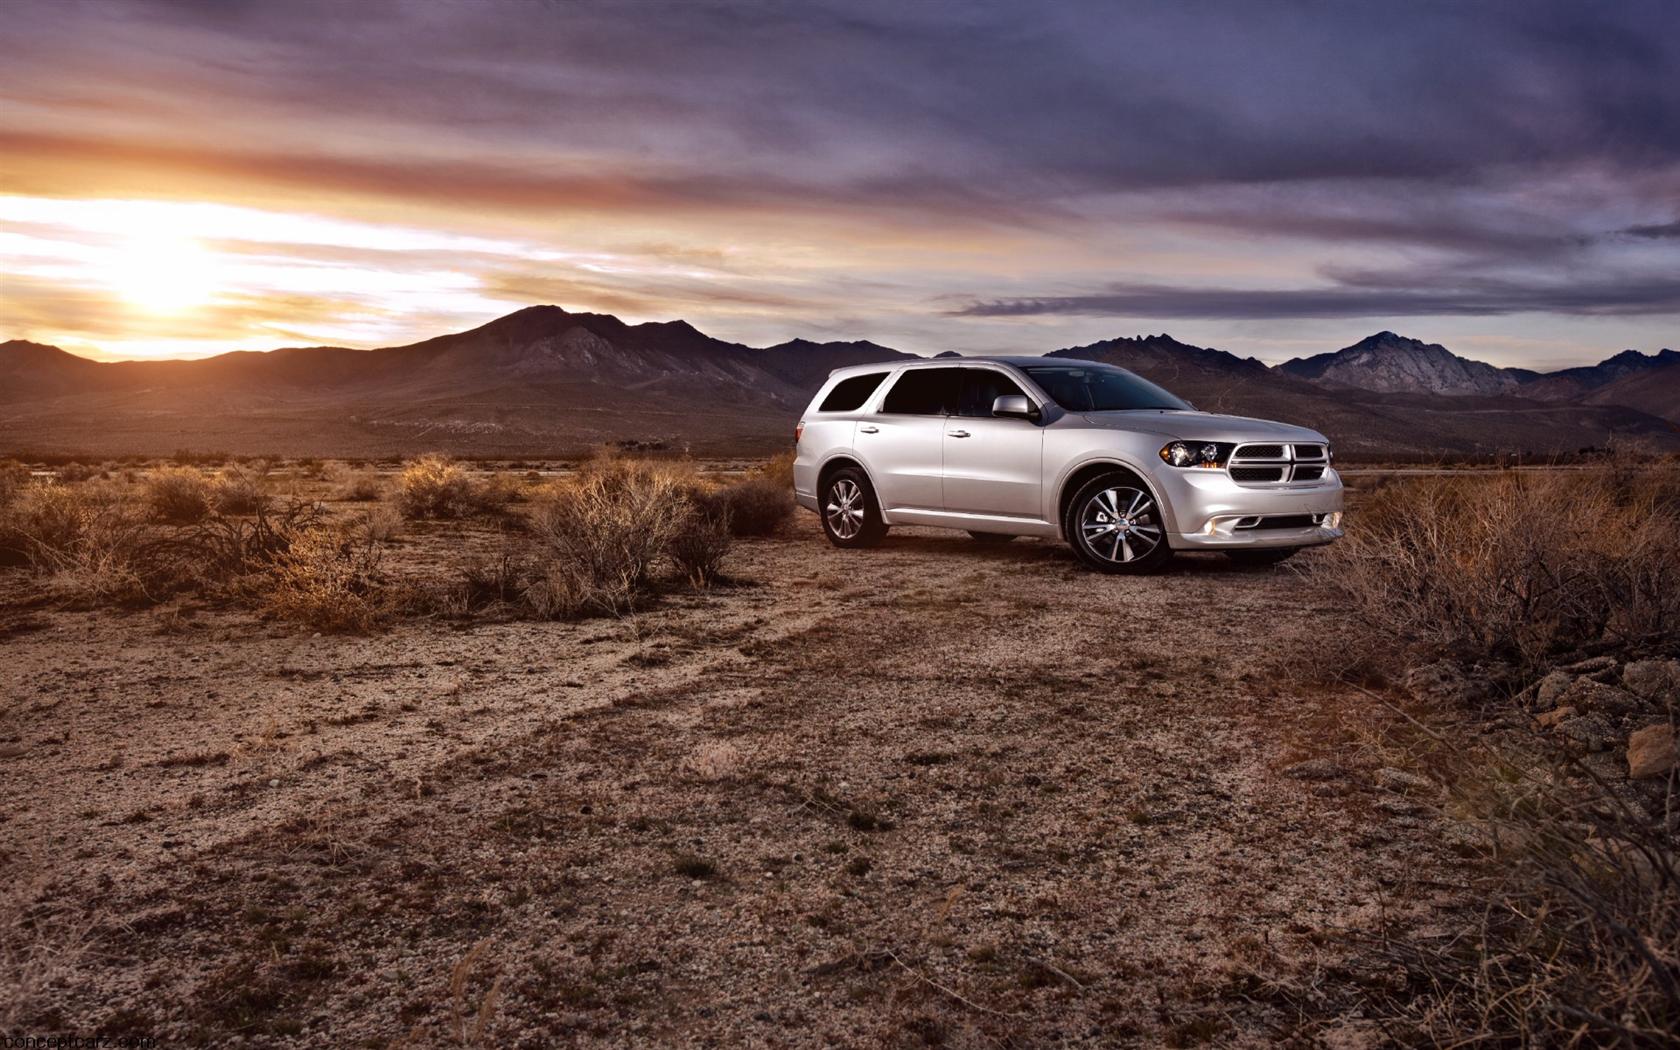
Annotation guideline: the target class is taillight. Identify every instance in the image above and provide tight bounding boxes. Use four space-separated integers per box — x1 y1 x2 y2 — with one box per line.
794 420 805 445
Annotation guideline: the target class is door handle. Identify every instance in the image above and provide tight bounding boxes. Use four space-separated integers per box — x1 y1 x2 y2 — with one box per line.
948 429 971 438
859 425 879 434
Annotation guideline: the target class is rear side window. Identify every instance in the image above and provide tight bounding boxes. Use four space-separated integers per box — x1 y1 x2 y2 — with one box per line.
958 368 1028 417
881 367 962 415
818 372 887 412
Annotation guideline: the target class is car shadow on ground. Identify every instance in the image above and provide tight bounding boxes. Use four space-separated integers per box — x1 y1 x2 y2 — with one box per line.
862 530 1307 575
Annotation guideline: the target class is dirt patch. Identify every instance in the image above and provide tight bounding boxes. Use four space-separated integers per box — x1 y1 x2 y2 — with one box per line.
2 514 1467 1045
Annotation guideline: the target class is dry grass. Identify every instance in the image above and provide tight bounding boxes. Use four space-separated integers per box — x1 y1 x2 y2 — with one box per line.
144 466 214 524
1352 727 1680 1045
1320 467 1680 673
395 455 509 520
262 527 387 633
1309 466 1680 1045
526 458 692 617
714 477 793 537
211 463 271 514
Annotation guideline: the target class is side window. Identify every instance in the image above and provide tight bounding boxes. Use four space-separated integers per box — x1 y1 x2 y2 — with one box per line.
880 367 962 416
819 372 887 412
958 369 1028 417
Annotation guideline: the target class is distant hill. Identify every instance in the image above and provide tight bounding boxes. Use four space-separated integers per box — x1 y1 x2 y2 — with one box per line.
1516 348 1680 405
1279 331 1530 396
1 309 1676 457
1581 359 1680 423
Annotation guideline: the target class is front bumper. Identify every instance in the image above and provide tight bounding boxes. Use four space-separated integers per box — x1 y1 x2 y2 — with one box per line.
1157 467 1345 550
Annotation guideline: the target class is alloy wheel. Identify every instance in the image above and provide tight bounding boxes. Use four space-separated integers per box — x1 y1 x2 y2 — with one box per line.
825 478 865 539
1079 486 1162 564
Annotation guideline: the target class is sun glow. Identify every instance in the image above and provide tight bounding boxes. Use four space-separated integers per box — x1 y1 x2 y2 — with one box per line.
107 233 219 313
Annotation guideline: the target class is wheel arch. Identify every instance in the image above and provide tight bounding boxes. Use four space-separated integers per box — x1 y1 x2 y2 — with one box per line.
816 455 883 514
1054 458 1170 540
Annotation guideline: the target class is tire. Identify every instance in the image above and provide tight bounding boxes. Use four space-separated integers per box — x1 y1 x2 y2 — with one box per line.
819 466 888 548
1063 472 1173 574
967 531 1017 544
1225 548 1298 567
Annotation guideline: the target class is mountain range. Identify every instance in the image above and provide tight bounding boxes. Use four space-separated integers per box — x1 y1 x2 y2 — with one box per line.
1 306 1676 457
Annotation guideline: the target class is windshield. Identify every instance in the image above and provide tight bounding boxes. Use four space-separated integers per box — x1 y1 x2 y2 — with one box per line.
1020 363 1190 412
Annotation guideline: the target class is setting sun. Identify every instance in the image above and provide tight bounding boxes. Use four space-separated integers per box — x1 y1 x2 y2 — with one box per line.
107 232 217 313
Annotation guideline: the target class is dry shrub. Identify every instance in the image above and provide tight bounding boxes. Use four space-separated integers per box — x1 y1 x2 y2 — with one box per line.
0 460 29 507
1362 743 1679 1044
715 476 793 537
144 466 213 524
754 449 796 489
395 455 506 519
56 462 101 484
1318 468 1680 672
212 463 271 514
669 494 733 586
526 458 692 617
337 470 386 502
262 527 386 633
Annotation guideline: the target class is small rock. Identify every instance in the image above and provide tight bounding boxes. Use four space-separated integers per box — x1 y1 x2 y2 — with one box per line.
1563 655 1618 674
1403 661 1487 706
268 778 280 788
1375 797 1425 817
1558 678 1640 717
1283 758 1345 781
1622 660 1680 702
1628 724 1677 780
1554 713 1617 753
1375 767 1435 794
1535 705 1578 728
1534 671 1574 710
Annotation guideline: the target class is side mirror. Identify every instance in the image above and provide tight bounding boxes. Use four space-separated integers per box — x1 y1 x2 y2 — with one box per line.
992 394 1039 421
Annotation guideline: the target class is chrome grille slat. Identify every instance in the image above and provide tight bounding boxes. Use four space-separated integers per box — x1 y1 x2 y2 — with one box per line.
1228 442 1330 487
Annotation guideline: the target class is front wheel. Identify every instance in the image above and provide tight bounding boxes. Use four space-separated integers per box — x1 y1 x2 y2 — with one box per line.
820 467 888 548
1064 473 1173 574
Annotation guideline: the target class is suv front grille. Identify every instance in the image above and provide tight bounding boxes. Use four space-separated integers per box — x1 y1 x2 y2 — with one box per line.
1228 443 1331 486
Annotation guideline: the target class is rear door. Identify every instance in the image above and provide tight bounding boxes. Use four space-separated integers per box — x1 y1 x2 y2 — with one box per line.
941 367 1044 518
860 367 961 512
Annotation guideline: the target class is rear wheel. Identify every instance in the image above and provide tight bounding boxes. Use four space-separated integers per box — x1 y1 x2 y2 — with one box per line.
1064 473 1173 574
1225 548 1298 567
820 467 887 548
967 531 1016 544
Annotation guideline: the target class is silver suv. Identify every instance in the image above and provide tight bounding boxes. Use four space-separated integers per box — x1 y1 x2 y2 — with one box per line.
792 358 1343 573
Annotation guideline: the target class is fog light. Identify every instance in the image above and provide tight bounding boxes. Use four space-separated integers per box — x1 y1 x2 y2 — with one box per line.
1322 511 1343 528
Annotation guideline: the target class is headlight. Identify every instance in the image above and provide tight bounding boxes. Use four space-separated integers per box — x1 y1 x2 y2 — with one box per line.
1158 441 1234 468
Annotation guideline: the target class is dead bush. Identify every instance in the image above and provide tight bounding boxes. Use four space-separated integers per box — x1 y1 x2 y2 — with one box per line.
1317 468 1680 672
262 527 386 633
144 466 213 524
1361 741 1679 1044
0 460 29 507
395 455 505 519
669 495 733 586
211 464 271 514
526 458 691 617
336 470 386 502
716 476 793 537
753 449 796 489
55 462 101 484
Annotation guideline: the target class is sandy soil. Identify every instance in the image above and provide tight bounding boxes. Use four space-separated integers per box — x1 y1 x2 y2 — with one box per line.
1 512 1470 1047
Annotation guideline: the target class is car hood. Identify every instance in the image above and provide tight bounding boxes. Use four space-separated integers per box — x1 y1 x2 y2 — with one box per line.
1079 409 1327 444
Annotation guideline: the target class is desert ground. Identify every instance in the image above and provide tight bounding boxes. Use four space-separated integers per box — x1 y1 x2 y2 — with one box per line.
2 462 1674 1047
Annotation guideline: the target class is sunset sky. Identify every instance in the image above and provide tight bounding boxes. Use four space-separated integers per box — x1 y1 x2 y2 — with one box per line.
4 0 1680 368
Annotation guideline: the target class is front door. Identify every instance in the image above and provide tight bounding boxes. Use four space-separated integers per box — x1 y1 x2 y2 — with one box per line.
941 368 1043 519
